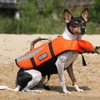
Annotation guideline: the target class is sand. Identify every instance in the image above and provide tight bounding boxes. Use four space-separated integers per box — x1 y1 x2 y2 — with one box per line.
0 34 100 100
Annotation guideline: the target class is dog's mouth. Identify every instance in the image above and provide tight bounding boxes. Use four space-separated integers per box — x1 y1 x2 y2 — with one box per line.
81 27 86 35
81 33 85 35
69 25 86 35
77 26 86 35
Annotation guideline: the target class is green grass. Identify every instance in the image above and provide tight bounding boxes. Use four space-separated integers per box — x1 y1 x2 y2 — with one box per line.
0 2 65 34
0 1 99 34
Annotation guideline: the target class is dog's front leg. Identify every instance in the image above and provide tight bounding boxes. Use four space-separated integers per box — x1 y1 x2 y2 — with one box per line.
55 59 71 94
67 63 83 92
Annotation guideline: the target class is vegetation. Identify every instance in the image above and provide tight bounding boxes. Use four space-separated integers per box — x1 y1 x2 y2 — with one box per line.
88 0 100 34
0 0 99 34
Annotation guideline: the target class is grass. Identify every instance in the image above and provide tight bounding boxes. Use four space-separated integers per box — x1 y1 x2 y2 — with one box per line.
0 1 99 34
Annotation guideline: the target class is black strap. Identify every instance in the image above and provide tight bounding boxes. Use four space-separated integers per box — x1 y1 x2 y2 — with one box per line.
81 54 87 66
30 57 37 69
48 42 55 57
30 41 55 69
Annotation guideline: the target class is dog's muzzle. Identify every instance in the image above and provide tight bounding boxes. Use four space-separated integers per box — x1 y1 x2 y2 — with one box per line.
81 27 86 35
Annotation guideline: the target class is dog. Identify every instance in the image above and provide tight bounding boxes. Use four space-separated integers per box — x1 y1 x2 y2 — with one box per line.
54 8 89 93
0 8 90 93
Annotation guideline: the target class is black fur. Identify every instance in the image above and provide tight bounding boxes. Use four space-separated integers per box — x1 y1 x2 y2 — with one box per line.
67 16 86 35
16 69 32 91
33 57 58 77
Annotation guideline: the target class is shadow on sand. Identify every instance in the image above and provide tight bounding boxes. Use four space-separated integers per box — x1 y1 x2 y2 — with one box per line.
47 85 91 93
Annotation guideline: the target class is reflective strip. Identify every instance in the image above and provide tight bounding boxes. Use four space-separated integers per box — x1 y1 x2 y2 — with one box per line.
16 48 42 62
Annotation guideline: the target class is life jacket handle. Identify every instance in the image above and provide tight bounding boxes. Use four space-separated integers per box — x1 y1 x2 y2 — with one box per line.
30 37 50 50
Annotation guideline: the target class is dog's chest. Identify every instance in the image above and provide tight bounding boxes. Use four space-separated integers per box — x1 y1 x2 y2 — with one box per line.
61 28 81 68
58 51 78 68
65 51 78 68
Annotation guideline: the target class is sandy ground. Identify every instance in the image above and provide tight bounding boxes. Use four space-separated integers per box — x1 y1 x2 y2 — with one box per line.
0 34 100 100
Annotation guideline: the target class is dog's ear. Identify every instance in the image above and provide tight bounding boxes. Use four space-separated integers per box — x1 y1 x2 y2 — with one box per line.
64 9 72 23
81 8 89 22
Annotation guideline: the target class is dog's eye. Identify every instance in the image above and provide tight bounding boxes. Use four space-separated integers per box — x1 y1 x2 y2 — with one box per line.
75 21 78 24
75 22 79 25
82 20 85 24
82 21 84 23
72 22 79 27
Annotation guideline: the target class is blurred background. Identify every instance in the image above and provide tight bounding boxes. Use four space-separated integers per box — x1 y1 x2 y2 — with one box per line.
0 0 99 34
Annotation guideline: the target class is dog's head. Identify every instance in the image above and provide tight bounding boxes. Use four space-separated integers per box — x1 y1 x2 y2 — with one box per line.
64 8 89 35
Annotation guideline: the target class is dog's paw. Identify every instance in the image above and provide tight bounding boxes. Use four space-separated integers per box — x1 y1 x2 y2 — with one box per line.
95 46 100 54
76 88 84 92
35 90 42 93
23 89 42 93
63 90 71 94
74 84 84 92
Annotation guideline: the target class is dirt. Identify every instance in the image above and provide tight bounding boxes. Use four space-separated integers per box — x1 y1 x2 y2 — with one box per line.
0 34 100 100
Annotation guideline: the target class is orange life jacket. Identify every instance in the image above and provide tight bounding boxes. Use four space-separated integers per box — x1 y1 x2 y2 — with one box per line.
15 36 94 69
